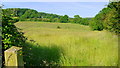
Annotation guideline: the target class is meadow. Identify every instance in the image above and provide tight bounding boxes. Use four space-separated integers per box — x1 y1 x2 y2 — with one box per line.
15 21 118 66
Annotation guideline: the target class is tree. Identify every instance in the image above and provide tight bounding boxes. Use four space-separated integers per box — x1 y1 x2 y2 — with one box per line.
107 2 120 34
80 18 89 25
90 18 104 31
60 15 69 23
89 1 120 34
73 15 82 23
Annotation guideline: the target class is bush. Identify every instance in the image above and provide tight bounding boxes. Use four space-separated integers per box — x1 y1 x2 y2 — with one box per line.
80 18 89 25
57 26 61 29
90 18 104 31
2 15 27 50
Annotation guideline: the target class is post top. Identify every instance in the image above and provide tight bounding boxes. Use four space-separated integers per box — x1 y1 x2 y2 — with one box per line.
5 46 22 52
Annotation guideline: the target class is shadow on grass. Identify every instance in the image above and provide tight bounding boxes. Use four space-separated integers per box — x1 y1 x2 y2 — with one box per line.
23 42 62 67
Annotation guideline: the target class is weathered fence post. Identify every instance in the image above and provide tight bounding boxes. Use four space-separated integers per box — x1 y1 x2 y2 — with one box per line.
4 46 24 67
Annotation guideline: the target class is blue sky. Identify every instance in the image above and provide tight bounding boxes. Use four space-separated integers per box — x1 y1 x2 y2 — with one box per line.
3 0 109 2
3 2 109 18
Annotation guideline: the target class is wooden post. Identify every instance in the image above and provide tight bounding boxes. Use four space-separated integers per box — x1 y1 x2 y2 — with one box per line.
4 46 24 67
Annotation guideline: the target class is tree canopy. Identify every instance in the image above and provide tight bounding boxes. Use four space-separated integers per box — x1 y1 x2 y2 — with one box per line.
90 1 120 34
60 15 69 23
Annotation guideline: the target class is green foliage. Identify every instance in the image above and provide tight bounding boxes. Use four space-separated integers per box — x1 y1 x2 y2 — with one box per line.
73 15 82 23
2 8 29 17
107 2 120 34
19 9 40 20
38 12 61 19
60 15 69 23
89 8 110 31
69 15 90 26
68 18 74 23
2 8 62 22
2 15 26 50
90 18 104 31
90 1 120 34
80 18 90 25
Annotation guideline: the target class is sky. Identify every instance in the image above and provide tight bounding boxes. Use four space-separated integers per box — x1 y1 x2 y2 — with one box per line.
3 0 110 2
2 2 109 18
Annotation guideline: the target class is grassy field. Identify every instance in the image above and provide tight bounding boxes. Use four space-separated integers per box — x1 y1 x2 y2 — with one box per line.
15 21 118 66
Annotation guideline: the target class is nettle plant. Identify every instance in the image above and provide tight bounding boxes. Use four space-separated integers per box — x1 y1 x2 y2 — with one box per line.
2 15 27 50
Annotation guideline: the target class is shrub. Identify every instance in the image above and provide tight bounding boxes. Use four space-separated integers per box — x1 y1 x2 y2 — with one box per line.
2 15 27 50
57 26 61 29
90 18 104 31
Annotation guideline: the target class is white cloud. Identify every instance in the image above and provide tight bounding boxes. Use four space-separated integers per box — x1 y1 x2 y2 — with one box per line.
3 0 109 2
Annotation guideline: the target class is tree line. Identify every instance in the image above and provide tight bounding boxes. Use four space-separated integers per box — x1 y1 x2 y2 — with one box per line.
2 1 120 34
2 8 91 25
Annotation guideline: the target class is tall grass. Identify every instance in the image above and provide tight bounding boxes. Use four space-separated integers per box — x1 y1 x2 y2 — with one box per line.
15 21 118 66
